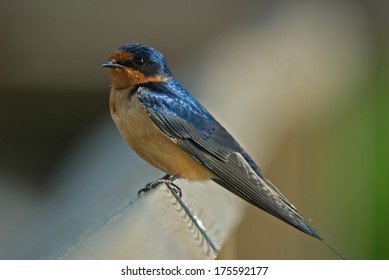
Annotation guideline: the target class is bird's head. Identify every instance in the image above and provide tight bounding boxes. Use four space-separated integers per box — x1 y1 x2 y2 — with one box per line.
102 44 171 89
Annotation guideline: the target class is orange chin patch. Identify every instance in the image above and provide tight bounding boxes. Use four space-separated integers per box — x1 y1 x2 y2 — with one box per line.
107 68 166 89
124 68 166 84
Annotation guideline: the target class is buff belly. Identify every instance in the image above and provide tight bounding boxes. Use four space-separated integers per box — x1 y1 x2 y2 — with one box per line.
109 88 213 180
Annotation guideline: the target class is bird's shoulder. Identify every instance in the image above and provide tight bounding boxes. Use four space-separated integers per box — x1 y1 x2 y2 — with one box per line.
136 79 217 139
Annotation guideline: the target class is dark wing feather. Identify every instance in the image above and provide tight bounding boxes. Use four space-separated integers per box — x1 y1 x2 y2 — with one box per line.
137 83 322 240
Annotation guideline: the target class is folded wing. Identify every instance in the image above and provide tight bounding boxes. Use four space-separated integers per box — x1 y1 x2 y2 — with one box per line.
137 83 322 239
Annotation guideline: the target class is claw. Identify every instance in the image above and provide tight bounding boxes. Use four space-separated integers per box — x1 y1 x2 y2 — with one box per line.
137 174 181 198
168 182 182 198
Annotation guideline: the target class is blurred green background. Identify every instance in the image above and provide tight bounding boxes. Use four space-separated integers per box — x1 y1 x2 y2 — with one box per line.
0 0 388 259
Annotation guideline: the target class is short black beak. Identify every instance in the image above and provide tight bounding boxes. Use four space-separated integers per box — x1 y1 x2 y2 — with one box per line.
101 61 124 68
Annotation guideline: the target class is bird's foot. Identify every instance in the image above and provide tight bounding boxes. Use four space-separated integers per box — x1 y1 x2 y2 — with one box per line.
137 174 182 198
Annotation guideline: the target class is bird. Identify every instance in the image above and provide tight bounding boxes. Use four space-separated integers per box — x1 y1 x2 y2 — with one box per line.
102 43 343 257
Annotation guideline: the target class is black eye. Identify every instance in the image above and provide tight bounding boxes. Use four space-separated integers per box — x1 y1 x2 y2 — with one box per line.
133 56 146 67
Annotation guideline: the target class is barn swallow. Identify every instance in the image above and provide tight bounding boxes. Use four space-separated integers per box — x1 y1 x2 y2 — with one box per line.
102 44 342 253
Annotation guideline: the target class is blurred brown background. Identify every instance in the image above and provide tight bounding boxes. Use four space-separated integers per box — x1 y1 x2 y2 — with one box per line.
0 0 388 259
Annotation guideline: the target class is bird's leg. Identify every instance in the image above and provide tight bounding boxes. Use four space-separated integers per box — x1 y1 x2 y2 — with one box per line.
137 174 170 197
137 174 182 198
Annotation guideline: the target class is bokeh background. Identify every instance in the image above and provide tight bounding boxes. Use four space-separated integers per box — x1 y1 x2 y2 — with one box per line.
0 0 388 259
